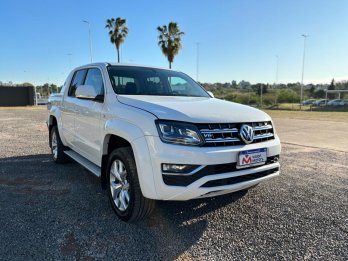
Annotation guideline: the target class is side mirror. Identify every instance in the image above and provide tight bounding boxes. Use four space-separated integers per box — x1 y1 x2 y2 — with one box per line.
76 85 103 101
207 91 214 98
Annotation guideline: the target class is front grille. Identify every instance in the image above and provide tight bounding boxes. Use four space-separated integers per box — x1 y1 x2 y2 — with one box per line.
200 167 279 187
196 121 274 147
163 155 279 186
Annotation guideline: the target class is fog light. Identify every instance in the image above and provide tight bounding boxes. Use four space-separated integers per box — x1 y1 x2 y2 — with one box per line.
162 164 200 174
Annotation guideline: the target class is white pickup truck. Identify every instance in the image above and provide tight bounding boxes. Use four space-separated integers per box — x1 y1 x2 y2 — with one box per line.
47 63 281 222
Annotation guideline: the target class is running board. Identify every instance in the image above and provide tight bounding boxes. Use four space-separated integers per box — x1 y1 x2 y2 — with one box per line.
64 150 101 177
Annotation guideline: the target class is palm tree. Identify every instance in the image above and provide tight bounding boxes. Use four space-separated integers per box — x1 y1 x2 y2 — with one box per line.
105 17 128 63
157 22 185 69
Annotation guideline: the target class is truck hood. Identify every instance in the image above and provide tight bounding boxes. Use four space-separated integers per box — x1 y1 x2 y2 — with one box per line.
117 95 270 123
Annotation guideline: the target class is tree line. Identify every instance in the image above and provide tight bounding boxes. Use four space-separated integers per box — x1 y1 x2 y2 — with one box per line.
201 79 348 105
1 79 347 101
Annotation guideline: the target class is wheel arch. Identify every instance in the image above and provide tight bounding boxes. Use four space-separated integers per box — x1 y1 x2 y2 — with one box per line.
100 134 135 190
100 120 158 199
48 115 57 131
100 119 144 191
47 107 66 144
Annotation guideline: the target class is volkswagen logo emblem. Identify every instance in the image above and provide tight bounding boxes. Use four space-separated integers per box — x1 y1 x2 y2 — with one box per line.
240 124 254 144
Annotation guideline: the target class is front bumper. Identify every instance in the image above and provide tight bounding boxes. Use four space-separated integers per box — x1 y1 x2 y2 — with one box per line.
141 135 281 201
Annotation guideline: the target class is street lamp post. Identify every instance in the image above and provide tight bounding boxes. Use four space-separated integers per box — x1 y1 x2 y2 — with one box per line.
83 20 93 63
275 55 279 86
300 34 309 110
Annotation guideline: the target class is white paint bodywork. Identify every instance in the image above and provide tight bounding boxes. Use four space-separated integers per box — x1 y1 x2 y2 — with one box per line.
116 95 269 123
48 63 281 200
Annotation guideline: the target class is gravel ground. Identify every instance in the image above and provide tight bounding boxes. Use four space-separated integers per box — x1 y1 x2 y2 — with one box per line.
0 107 347 260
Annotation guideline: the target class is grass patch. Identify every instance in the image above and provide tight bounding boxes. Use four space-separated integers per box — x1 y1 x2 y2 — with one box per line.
266 103 348 112
263 109 348 122
264 103 348 122
267 103 309 110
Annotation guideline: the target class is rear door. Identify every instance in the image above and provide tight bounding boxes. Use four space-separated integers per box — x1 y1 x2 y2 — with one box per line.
73 67 105 165
60 69 87 146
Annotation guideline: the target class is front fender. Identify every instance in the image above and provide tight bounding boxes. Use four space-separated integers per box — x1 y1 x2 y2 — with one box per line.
102 119 158 199
103 119 144 152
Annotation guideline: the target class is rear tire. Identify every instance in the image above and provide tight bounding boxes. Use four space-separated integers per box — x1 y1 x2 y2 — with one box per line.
49 126 70 164
107 147 155 222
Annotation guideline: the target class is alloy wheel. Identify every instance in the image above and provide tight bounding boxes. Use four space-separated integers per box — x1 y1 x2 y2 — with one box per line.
51 131 58 160
109 160 130 211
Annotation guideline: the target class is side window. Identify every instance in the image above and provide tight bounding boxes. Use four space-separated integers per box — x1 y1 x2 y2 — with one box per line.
68 70 87 97
84 68 104 96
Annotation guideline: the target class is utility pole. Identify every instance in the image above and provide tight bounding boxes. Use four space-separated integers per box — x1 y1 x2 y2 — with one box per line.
196 42 200 82
260 84 263 108
83 20 93 63
300 34 309 110
274 55 279 105
275 55 279 86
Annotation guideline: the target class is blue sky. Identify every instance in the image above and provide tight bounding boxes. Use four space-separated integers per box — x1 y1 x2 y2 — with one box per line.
0 0 347 85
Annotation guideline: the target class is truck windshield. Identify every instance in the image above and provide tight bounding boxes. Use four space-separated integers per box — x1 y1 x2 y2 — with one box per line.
107 66 209 97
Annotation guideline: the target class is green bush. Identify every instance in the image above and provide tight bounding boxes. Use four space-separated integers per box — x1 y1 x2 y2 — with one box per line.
248 95 259 104
225 93 250 104
262 93 276 105
222 89 301 105
277 89 299 103
224 93 237 101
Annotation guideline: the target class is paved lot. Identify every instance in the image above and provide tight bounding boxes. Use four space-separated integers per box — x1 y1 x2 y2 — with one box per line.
0 107 347 260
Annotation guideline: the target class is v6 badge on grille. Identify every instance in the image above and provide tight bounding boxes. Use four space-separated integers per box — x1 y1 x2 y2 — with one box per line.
237 148 267 169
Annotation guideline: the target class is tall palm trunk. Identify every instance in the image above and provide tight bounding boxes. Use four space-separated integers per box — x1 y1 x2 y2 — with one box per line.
116 46 120 63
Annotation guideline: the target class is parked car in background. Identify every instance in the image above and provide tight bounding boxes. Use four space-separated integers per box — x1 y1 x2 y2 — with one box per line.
35 93 48 105
327 99 343 106
314 99 329 106
302 99 317 105
339 99 348 106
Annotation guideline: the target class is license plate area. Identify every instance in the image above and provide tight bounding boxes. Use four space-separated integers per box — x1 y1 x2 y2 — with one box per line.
237 148 267 169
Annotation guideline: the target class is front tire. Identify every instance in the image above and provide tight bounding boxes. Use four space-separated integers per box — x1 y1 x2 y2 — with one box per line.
49 126 70 164
107 147 155 222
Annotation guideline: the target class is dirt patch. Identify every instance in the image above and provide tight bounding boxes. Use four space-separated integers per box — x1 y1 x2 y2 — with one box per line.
274 118 348 152
34 123 48 132
0 177 42 186
60 233 82 258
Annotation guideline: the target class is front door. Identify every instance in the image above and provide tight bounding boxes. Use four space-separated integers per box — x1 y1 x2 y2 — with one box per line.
60 69 87 146
74 68 105 165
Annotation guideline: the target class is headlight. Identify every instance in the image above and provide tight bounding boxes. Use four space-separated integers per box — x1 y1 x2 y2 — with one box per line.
156 120 203 146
